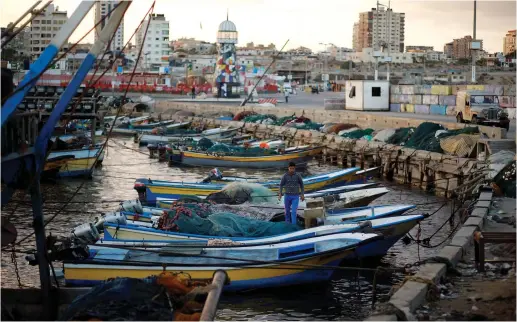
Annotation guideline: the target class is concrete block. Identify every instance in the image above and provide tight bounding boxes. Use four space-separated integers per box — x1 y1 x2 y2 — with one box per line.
464 216 484 229
400 85 415 95
478 190 494 201
421 84 432 95
475 200 491 209
422 95 439 105
438 95 456 106
415 263 447 284
390 103 401 112
438 245 463 267
410 95 423 104
485 85 504 95
449 225 478 253
467 84 485 91
415 104 430 114
390 85 401 94
389 281 428 313
446 106 457 116
430 104 447 115
431 85 452 95
502 85 514 96
452 85 467 95
470 207 488 218
507 108 516 120
401 104 414 113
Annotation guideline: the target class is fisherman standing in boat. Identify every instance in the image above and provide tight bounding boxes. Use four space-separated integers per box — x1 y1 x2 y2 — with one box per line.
278 162 305 224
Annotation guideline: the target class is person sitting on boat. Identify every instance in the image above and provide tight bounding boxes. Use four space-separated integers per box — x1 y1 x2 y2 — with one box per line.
278 162 305 224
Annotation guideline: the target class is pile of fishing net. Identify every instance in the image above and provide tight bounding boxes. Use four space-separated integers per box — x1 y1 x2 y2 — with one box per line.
233 111 256 121
196 137 214 151
242 114 277 124
404 123 480 154
60 273 213 321
206 143 279 156
490 151 516 198
206 182 278 205
340 128 374 140
386 127 416 145
322 123 358 134
156 200 299 237
373 129 397 143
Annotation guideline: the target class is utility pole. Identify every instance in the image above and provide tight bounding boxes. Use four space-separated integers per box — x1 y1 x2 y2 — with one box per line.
305 57 308 86
471 0 477 83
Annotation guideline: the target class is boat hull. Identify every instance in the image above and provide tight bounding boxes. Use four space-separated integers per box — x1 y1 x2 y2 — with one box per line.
139 128 239 145
179 147 323 169
63 250 348 291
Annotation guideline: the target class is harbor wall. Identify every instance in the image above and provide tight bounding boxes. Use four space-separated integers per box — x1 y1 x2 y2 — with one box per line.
154 101 507 140
151 103 495 198
366 188 495 321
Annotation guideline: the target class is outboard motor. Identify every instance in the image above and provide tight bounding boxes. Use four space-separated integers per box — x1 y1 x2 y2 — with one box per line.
147 143 158 158
202 168 223 183
158 144 167 161
122 199 144 213
71 223 100 245
94 212 127 232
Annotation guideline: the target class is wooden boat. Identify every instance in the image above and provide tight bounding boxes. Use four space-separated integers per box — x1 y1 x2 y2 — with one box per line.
134 168 367 202
138 127 240 146
98 215 424 260
174 146 323 169
63 232 382 290
48 147 102 177
130 119 176 129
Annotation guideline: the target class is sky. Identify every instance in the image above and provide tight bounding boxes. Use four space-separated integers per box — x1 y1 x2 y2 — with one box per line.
1 0 515 53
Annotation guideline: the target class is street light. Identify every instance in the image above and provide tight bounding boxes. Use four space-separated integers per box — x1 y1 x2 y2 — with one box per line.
319 42 333 91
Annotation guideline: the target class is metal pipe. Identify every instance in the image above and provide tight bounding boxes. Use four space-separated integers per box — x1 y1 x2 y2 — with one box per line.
200 270 228 321
1 0 42 38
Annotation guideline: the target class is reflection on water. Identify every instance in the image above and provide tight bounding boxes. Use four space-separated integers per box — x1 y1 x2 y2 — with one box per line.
1 137 453 320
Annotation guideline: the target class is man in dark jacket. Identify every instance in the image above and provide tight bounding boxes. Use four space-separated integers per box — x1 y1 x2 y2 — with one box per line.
278 162 305 224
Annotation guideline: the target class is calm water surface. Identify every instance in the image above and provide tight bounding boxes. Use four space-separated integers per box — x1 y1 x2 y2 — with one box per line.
1 137 455 320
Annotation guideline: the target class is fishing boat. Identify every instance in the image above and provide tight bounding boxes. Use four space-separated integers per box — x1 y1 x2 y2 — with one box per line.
111 121 192 135
130 119 176 129
95 215 425 259
138 127 240 146
173 146 323 169
63 232 382 290
48 147 102 177
149 183 384 209
134 167 365 202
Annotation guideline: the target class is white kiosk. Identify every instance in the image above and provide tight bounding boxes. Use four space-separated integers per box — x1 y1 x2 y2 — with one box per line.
344 80 390 111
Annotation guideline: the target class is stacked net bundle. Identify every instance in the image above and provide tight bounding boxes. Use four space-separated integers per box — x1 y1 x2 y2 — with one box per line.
386 127 416 145
405 122 444 151
243 114 277 124
206 182 278 205
156 201 299 237
340 128 374 139
60 273 212 321
233 111 256 121
195 137 214 151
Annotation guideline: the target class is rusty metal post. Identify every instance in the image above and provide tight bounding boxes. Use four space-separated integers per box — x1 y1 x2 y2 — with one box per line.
200 270 228 321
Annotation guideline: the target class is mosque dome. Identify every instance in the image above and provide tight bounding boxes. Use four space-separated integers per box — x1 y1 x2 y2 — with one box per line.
218 20 237 32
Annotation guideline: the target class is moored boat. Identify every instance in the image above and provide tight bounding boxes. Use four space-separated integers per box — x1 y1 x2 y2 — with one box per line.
48 147 102 177
63 232 382 291
138 127 240 146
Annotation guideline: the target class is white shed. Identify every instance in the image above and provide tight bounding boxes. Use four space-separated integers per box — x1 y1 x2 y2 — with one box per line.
344 80 390 111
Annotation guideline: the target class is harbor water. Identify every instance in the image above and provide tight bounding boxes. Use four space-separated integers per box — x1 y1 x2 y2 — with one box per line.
1 137 456 320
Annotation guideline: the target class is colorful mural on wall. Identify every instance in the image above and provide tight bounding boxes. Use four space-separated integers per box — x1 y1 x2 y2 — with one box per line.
216 43 239 84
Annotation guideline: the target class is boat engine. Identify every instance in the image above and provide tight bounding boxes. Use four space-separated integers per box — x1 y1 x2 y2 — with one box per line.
202 168 223 183
120 199 144 213
94 212 127 232
133 180 147 203
158 144 167 161
71 223 100 245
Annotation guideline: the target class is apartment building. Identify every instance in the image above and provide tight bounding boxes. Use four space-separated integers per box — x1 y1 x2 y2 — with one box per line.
503 30 516 55
353 7 405 53
1 26 30 58
172 38 216 54
443 42 453 58
406 46 434 53
94 1 124 51
29 4 68 58
451 35 483 59
136 13 171 69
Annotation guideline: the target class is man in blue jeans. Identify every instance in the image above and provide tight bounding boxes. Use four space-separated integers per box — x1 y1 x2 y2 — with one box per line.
278 162 305 224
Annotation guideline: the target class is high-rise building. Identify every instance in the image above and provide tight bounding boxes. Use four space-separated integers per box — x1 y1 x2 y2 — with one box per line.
29 4 68 58
1 26 30 58
443 42 453 58
95 1 124 51
503 30 516 55
450 35 482 59
135 14 171 69
352 7 405 53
